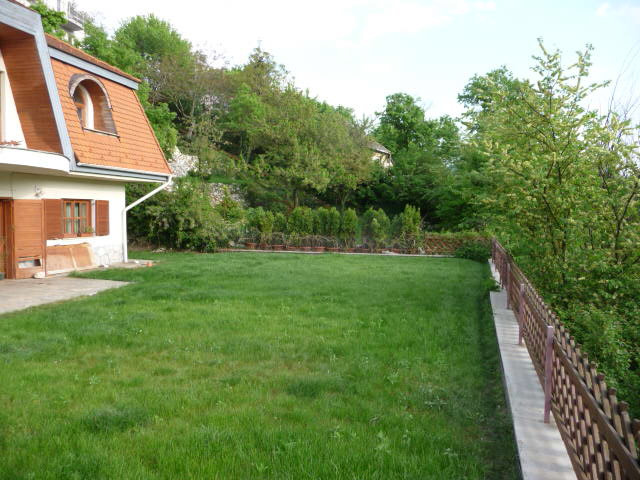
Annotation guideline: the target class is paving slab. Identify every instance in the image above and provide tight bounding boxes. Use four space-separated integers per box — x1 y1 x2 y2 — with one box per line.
489 262 576 480
0 276 128 315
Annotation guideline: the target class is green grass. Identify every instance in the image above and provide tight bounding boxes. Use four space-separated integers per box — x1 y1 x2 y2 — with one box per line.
0 252 518 479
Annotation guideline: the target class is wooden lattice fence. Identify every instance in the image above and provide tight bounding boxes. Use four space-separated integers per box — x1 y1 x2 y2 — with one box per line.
422 235 487 255
492 239 640 480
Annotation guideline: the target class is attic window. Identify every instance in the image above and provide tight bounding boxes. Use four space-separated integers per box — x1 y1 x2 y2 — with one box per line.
69 75 117 135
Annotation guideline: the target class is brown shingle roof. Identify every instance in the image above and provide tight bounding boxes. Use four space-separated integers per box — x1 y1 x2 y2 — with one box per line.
46 34 140 83
51 58 171 175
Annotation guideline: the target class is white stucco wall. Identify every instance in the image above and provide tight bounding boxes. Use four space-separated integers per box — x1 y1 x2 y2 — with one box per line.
0 48 27 147
0 172 126 265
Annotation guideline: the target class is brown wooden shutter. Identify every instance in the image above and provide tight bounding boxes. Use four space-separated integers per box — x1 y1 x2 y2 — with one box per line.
96 200 109 236
44 199 63 240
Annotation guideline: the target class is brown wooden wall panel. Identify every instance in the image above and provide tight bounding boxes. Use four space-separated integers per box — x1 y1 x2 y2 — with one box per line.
44 199 63 240
0 26 62 153
0 200 7 276
12 200 44 279
45 245 75 272
46 243 95 273
13 200 43 258
50 59 171 174
95 200 109 236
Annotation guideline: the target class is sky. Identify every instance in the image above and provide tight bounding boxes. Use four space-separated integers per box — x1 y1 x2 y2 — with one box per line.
77 0 640 122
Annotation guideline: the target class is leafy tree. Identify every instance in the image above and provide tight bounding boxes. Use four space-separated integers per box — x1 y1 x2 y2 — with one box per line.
137 82 178 156
375 93 428 152
464 39 640 406
221 49 371 209
360 97 461 222
111 15 193 79
432 146 490 230
31 1 67 39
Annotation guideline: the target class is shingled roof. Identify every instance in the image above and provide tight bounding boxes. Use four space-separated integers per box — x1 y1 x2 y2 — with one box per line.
46 34 140 83
368 141 391 155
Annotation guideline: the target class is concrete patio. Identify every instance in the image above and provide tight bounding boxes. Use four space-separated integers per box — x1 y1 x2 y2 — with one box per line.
0 276 128 315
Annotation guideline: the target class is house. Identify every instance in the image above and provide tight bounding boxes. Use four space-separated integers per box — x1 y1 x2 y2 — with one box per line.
369 140 393 168
15 0 88 41
0 0 172 279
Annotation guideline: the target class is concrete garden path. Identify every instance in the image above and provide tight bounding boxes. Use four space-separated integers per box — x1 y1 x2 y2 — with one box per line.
490 262 576 480
0 276 128 315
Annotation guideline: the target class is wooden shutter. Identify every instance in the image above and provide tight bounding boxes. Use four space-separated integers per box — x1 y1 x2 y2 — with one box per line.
96 200 109 236
44 199 63 240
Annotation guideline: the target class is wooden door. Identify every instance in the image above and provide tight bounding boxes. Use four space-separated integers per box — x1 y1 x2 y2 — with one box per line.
0 201 6 278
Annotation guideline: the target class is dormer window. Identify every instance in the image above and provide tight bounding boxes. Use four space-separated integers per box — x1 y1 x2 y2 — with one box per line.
72 83 92 129
69 75 117 135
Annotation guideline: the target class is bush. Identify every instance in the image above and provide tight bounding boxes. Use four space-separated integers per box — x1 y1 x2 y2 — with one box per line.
325 207 341 238
313 208 328 235
247 207 274 243
399 204 421 237
144 177 238 251
340 208 358 247
215 187 244 222
362 208 390 247
454 241 491 262
246 207 261 233
289 207 314 236
273 212 287 233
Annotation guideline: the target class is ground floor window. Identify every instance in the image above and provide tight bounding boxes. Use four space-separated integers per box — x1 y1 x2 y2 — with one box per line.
63 200 91 236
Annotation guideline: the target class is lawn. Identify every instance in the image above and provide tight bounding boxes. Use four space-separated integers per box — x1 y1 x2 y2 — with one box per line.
0 252 518 479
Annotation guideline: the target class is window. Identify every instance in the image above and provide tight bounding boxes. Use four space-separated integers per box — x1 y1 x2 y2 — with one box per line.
69 75 117 135
45 199 109 240
63 200 91 236
72 83 93 129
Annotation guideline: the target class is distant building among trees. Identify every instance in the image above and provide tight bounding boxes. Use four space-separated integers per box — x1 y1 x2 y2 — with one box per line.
16 0 88 41
368 141 393 168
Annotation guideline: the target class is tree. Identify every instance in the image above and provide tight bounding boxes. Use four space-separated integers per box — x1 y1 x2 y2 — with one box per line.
463 39 640 405
111 15 193 79
31 1 67 39
374 93 428 152
220 49 371 209
360 97 462 222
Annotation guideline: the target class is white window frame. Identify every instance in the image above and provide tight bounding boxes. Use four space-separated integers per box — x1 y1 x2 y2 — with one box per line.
74 83 94 130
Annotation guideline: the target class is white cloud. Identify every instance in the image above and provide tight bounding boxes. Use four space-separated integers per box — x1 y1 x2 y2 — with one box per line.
357 0 498 44
596 2 610 17
595 2 640 24
474 1 497 12
625 5 640 24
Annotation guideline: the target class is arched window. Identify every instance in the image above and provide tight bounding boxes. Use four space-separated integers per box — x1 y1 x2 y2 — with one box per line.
69 75 117 135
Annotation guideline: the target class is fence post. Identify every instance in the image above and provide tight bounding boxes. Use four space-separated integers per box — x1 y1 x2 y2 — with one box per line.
518 283 525 346
505 262 511 309
544 325 554 423
491 239 495 264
